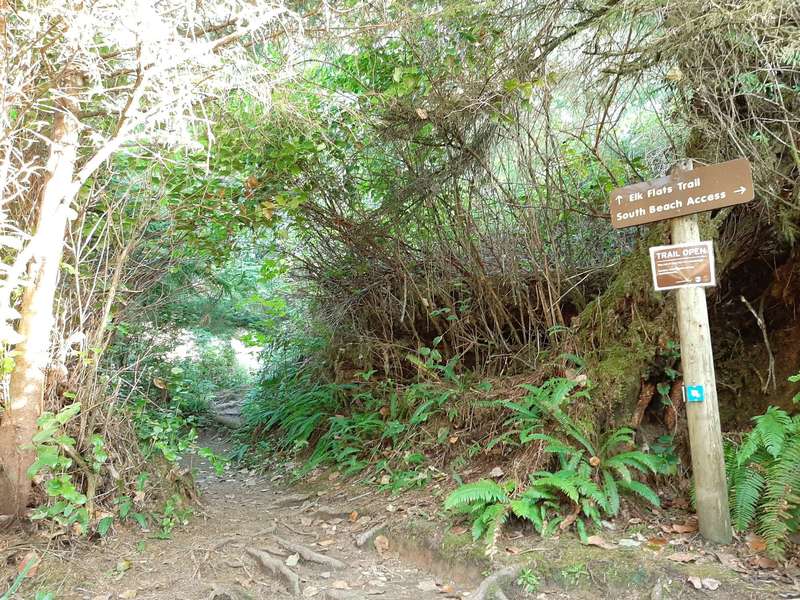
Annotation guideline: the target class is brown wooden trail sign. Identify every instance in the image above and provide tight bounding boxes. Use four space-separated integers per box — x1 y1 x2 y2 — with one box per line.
608 159 742 546
650 241 715 291
610 158 753 228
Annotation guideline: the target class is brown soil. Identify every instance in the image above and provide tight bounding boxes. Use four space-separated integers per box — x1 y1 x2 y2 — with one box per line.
12 432 470 600
3 432 800 600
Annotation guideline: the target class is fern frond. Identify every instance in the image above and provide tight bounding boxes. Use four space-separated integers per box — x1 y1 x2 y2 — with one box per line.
618 479 661 507
523 433 580 458
608 461 632 483
479 503 509 555
576 517 589 543
577 478 608 513
580 498 602 526
599 427 635 456
606 451 660 474
532 470 580 503
521 485 557 503
753 407 792 458
444 480 509 511
758 436 800 558
602 471 620 516
509 499 533 520
730 466 765 532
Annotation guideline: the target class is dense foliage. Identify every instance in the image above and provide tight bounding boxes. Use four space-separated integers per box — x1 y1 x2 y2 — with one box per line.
726 403 800 559
1 0 799 569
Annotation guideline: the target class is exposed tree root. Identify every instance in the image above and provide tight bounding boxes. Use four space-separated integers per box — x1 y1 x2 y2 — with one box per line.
279 520 316 537
212 536 239 552
323 591 357 600
272 535 348 570
271 493 311 508
208 582 254 600
471 566 523 600
631 381 655 429
354 522 386 548
246 547 301 597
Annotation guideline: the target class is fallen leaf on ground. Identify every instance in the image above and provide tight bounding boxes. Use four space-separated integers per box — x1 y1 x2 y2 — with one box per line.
685 576 721 591
668 552 699 563
417 580 438 592
349 511 358 522
560 509 579 531
332 580 349 590
116 559 132 573
662 519 698 534
505 546 521 555
676 518 698 533
702 578 721 590
17 550 40 578
119 591 137 599
450 526 468 535
586 535 616 549
715 552 748 573
440 584 456 593
489 466 504 478
618 538 642 547
746 533 767 553
647 537 668 548
318 539 335 547
302 586 319 598
671 497 691 510
751 555 780 569
374 534 390 557
687 576 702 590
285 553 299 567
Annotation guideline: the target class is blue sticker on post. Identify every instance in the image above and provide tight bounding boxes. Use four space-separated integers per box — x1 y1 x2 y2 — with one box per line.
686 385 705 403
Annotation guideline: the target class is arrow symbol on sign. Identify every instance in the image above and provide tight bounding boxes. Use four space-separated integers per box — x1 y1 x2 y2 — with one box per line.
734 186 746 195
615 195 623 205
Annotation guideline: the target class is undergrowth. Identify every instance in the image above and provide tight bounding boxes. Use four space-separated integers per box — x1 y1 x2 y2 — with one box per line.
445 377 664 556
242 362 460 492
726 402 800 559
28 395 225 539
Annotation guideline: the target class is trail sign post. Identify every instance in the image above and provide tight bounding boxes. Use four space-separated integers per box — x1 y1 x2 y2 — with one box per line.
610 158 754 545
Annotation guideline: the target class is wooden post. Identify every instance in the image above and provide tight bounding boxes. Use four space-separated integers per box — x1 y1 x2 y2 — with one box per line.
670 161 732 545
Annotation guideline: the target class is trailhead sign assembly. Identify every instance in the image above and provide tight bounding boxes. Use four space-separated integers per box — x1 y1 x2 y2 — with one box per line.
610 158 753 229
649 241 715 291
608 158 756 546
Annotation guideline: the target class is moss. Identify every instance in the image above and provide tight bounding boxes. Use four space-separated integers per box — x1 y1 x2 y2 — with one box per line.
574 223 678 423
441 530 488 563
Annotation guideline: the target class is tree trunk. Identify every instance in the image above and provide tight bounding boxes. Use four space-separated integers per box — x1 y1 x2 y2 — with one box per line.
0 84 80 516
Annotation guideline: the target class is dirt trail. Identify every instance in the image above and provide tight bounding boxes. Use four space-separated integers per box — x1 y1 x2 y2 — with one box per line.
36 432 469 600
18 432 800 600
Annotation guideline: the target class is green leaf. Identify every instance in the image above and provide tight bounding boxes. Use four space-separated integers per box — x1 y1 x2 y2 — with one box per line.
619 479 660 507
444 480 509 511
97 516 114 537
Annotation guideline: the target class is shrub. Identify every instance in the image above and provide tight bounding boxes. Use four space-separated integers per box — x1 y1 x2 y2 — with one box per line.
726 405 800 558
444 377 662 555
